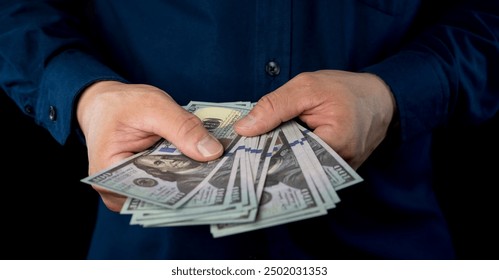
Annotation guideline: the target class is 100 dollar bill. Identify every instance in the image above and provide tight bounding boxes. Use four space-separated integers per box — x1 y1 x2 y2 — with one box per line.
81 102 250 209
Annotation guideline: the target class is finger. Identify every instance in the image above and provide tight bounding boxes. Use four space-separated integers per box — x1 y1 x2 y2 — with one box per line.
234 87 308 136
147 100 224 162
93 186 128 212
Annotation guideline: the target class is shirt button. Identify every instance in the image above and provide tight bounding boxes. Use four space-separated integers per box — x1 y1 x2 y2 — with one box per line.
24 105 33 114
49 106 57 121
265 61 280 77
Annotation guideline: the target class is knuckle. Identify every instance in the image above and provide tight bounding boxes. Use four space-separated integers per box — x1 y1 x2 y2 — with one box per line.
294 71 315 84
257 94 278 113
175 113 204 140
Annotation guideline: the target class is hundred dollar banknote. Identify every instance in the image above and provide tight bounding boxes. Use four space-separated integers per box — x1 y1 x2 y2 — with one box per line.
82 101 364 237
81 102 250 209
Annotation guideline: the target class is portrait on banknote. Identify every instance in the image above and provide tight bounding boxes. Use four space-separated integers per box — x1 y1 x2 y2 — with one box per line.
133 153 220 194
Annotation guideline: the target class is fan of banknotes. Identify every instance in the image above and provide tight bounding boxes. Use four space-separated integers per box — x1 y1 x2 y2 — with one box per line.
81 101 363 238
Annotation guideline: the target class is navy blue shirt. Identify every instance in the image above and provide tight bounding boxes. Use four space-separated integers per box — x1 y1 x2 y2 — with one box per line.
1 1 498 259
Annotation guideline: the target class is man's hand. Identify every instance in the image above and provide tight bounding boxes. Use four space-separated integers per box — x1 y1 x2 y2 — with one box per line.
234 70 396 169
76 81 223 212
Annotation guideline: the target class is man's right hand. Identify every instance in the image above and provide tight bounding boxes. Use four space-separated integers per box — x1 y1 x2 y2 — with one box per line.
76 81 223 212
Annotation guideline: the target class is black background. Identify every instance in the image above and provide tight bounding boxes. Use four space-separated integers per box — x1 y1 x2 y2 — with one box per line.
0 92 98 259
0 91 498 260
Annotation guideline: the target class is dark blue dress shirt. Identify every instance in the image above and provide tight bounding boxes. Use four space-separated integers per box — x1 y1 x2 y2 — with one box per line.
1 0 498 259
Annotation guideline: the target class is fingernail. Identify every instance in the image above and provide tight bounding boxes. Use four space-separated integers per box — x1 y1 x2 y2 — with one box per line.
236 115 256 129
197 134 223 157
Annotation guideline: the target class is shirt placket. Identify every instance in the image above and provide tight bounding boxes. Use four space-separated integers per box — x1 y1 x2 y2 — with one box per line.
253 0 292 100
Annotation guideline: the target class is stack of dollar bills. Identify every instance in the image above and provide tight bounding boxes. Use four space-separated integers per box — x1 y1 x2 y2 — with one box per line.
81 100 363 238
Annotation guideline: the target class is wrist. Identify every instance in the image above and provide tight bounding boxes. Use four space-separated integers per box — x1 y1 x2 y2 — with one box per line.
76 80 125 135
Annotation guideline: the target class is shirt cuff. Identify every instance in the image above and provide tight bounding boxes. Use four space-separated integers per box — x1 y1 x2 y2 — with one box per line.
363 50 449 142
39 50 127 145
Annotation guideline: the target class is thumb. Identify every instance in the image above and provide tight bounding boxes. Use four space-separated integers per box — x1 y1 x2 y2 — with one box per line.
234 90 304 136
150 104 224 162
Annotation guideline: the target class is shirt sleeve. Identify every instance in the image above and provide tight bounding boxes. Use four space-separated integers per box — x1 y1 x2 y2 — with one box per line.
0 1 126 145
364 2 499 142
